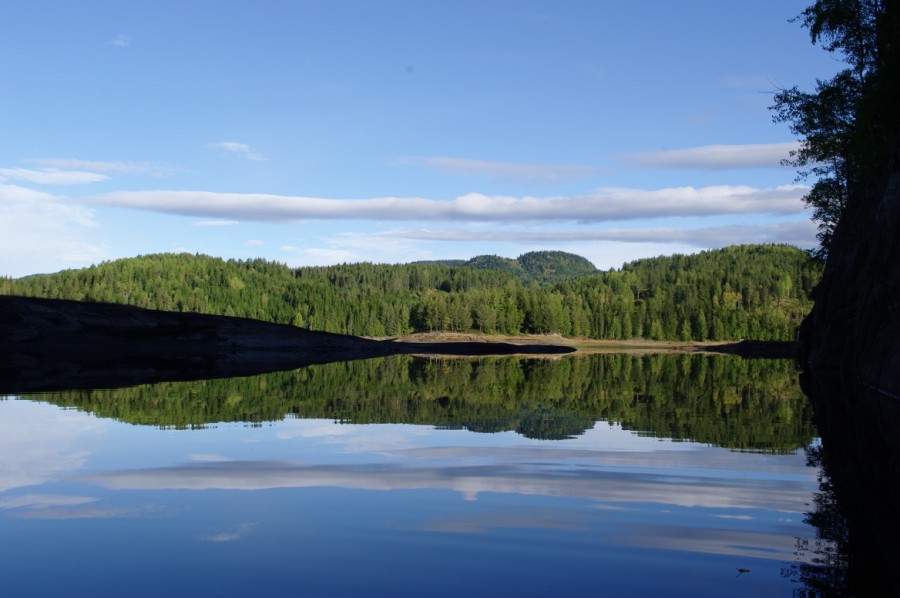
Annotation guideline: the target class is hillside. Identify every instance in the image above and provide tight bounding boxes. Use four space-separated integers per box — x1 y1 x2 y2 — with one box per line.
517 250 597 283
414 250 595 284
1 244 821 342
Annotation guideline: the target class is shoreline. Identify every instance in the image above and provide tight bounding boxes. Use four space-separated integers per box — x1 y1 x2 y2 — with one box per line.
377 332 797 359
2 295 796 394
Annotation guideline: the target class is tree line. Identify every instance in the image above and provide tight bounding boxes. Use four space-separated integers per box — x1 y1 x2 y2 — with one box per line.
0 244 821 341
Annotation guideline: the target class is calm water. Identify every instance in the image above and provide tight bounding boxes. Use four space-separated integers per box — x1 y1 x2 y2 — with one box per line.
1 354 835 597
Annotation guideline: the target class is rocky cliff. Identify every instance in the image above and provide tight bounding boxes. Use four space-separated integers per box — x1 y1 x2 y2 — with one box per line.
799 146 900 395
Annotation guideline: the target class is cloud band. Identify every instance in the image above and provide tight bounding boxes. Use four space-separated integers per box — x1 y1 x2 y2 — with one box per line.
92 184 807 224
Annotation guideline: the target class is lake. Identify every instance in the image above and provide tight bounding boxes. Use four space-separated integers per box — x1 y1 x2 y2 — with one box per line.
1 354 844 596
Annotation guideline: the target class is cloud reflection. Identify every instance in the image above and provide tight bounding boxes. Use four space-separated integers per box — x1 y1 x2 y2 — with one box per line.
0 399 104 493
0 399 819 570
82 451 812 513
0 494 98 510
11 505 161 520
202 522 257 543
420 506 588 534
619 524 802 561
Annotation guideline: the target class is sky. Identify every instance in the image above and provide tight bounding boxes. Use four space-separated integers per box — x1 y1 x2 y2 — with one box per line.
0 0 844 278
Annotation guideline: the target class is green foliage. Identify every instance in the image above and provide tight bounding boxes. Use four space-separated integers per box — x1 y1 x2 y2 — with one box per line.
462 254 523 275
772 67 858 257
772 1 899 258
4 245 821 341
417 250 595 284
28 353 815 452
516 250 598 283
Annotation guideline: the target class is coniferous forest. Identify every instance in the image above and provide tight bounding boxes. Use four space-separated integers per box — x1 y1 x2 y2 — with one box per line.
0 244 821 341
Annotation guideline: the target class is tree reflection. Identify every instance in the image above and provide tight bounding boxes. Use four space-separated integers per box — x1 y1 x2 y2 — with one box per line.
792 372 900 596
782 443 850 595
25 353 815 452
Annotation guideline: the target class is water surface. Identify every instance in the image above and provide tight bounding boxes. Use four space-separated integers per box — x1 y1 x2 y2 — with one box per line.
1 355 829 596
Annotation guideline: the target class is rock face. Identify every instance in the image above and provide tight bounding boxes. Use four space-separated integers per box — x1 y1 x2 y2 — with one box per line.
799 158 900 395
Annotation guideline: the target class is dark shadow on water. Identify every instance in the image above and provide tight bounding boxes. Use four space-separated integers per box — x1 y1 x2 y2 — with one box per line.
781 442 851 595
793 371 900 596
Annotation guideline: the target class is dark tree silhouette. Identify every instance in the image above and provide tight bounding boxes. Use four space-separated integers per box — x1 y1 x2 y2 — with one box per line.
772 0 899 258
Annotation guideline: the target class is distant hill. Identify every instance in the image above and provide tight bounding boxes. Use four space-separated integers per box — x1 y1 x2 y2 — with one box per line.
517 250 597 283
0 245 821 342
461 254 523 275
416 250 596 284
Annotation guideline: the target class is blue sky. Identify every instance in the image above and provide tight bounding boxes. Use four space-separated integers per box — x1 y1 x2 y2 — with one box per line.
0 1 842 277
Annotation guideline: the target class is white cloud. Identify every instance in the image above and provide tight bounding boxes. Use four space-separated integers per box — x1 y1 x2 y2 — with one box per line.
280 232 430 266
24 158 176 177
381 220 818 249
206 141 266 161
189 454 231 462
0 167 109 185
110 34 131 47
0 184 105 277
323 231 421 254
293 221 816 270
624 142 800 170
91 184 807 224
398 156 597 183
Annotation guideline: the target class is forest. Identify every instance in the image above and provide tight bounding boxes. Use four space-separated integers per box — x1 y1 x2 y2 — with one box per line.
0 244 822 342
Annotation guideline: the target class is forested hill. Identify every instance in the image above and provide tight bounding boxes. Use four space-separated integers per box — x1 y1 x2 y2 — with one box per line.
416 250 597 284
0 244 821 341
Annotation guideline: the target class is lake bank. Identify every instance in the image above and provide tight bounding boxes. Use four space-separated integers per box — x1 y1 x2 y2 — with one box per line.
1 295 794 394
0 295 571 393
382 331 798 359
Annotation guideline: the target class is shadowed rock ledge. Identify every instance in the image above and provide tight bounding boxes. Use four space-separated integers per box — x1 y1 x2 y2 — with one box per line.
0 295 574 394
799 167 900 396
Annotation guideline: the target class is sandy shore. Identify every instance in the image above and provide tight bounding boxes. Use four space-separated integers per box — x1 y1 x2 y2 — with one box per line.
378 331 797 358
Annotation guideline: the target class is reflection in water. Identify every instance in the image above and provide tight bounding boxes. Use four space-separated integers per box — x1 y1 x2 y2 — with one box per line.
0 355 857 596
782 443 850 595
79 447 815 514
27 354 815 452
795 372 900 596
